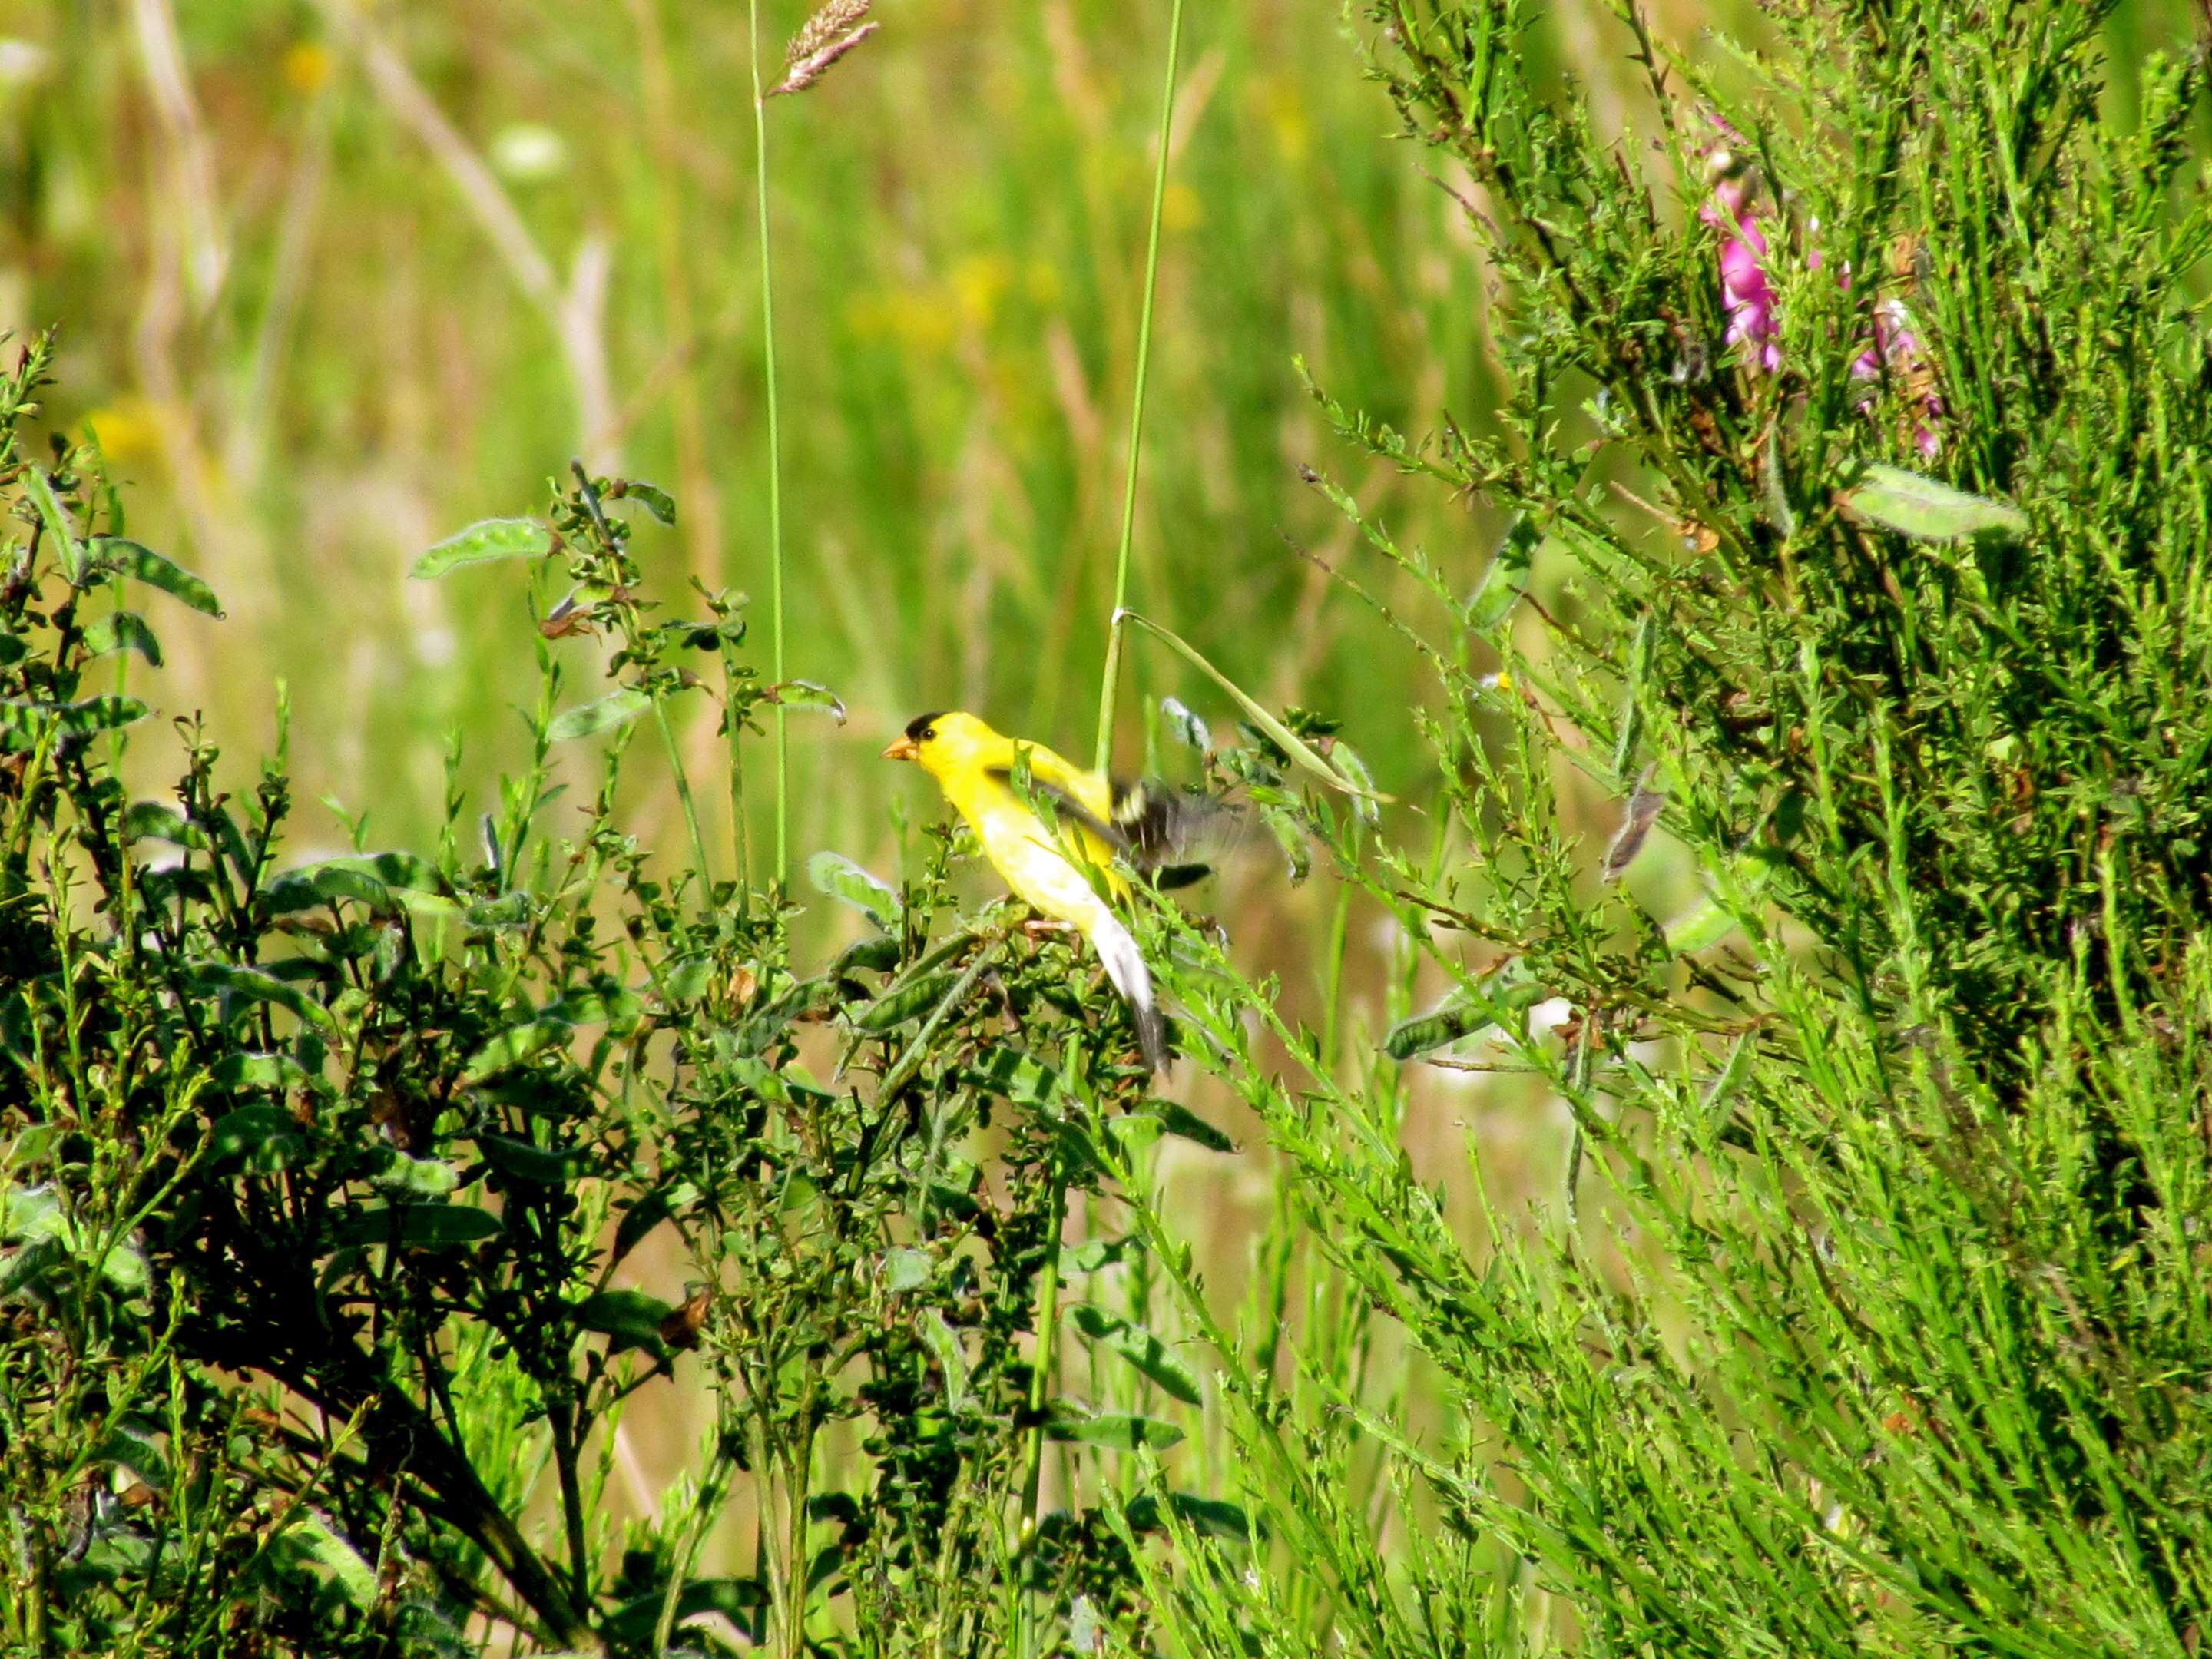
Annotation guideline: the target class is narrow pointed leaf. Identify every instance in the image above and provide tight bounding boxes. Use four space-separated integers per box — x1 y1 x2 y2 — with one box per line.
410 518 554 578
1839 463 2028 541
26 469 83 585
807 851 901 929
1071 1304 1203 1404
92 539 224 616
546 687 652 743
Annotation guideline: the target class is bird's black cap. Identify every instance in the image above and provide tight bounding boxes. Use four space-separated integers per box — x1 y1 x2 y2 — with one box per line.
904 711 948 741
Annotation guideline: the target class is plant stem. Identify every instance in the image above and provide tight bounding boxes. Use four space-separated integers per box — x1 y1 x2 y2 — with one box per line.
1091 0 1187 776
748 0 788 889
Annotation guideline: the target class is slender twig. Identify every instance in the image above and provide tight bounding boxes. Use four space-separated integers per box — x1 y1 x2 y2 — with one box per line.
747 0 790 889
1091 0 1188 775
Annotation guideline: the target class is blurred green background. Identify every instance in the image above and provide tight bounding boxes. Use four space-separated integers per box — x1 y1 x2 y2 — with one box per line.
5 0 1522 858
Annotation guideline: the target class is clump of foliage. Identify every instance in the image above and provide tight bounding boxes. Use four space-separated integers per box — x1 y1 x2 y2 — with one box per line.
0 333 1237 1657
1123 1 2212 1653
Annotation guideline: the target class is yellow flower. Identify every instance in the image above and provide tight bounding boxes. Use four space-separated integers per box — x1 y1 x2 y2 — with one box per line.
282 41 333 97
84 396 164 463
951 253 1014 332
1162 182 1203 235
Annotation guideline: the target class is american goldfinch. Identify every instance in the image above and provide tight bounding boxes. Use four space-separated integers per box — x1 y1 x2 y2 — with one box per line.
882 710 1210 1072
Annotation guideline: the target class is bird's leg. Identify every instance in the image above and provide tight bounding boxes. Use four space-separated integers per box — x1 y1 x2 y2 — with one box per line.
1020 918 1078 942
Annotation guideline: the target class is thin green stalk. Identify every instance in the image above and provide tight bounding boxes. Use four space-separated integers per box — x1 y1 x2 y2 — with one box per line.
747 0 789 889
1091 0 1187 776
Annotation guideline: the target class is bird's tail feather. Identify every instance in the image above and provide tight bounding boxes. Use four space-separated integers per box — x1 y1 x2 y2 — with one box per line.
1089 911 1168 1073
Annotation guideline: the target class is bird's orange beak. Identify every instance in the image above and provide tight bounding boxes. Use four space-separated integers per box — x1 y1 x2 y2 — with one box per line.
880 734 919 763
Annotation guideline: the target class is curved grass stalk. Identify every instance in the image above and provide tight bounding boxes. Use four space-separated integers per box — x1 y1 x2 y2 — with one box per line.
1091 0 1189 777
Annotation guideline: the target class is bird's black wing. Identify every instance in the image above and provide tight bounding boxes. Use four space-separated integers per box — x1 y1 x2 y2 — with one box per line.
984 770 1233 886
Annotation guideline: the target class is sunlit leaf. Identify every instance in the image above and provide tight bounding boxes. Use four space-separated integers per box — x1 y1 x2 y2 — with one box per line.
81 611 161 667
187 962 336 1030
1045 1406 1184 1452
1 696 151 743
614 480 677 525
918 1308 969 1409
808 850 901 929
547 687 652 743
91 538 223 616
766 680 847 724
25 469 83 585
410 517 553 578
1839 463 2028 541
1159 696 1210 752
284 1512 379 1609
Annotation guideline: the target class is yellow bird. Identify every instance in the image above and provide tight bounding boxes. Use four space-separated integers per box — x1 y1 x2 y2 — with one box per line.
882 711 1203 1072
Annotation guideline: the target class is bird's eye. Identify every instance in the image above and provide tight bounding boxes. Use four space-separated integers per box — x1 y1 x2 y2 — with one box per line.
922 727 936 741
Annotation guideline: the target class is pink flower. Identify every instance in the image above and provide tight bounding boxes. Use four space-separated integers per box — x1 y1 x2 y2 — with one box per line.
1700 131 1781 373
1852 292 1945 458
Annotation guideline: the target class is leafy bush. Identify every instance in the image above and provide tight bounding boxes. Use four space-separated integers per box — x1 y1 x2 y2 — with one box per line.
1123 1 2212 1653
0 337 1238 1655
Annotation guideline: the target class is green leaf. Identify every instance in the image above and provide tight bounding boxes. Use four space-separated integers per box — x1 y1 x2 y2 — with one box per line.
614 480 677 525
575 1289 676 1353
263 863 394 915
881 1247 932 1293
369 1151 459 1197
187 962 336 1031
1664 896 1738 955
1045 1406 1184 1452
336 1202 502 1249
1 696 151 743
478 1132 576 1185
1124 1492 1256 1543
410 517 554 578
546 687 652 743
1115 611 1389 803
91 539 224 616
1158 696 1210 752
1070 1304 1203 1404
81 611 161 667
285 1512 379 1608
660 954 714 1002
1839 463 2028 541
208 1105 305 1171
855 971 959 1032
1466 512 1538 628
123 802 196 845
808 850 901 930
1141 1099 1235 1154
0 633 22 666
917 1308 970 1409
25 469 83 585
209 1051 310 1091
767 680 847 722
604 1578 763 1648
460 1018 567 1082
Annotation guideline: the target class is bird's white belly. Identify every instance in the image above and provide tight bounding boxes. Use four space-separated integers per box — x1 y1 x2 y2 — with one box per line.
979 820 1111 929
